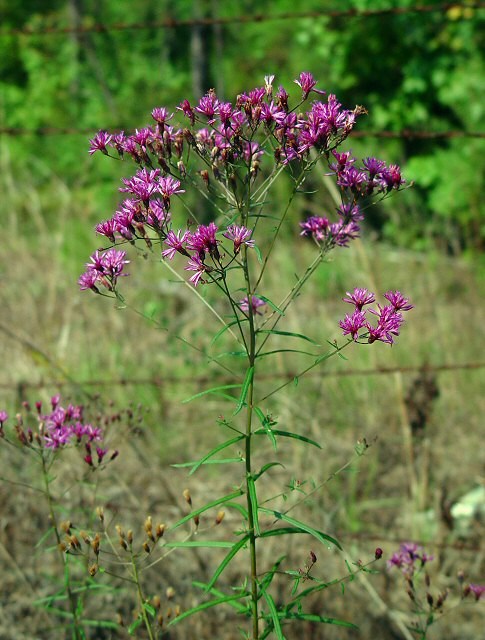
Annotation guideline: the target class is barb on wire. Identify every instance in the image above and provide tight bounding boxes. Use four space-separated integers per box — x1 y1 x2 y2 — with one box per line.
1 3 484 38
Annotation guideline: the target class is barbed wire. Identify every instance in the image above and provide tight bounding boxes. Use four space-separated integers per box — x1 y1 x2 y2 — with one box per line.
2 3 484 38
3 360 484 393
1 126 483 140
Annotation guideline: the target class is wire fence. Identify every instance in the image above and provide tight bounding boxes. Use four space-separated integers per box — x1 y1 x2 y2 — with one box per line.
3 360 485 393
2 2 484 37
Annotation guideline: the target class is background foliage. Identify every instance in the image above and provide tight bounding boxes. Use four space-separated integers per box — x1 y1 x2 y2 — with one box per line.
1 0 484 253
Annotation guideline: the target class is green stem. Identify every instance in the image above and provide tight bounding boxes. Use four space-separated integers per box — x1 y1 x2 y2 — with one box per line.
131 549 156 640
241 175 259 639
41 454 83 640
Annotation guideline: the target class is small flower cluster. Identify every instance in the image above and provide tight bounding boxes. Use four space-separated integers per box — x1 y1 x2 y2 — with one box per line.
299 201 363 248
339 288 413 345
388 542 434 576
78 248 129 292
0 395 117 467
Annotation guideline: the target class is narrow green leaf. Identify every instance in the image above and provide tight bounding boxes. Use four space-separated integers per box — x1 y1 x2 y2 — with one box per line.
257 329 320 346
211 318 246 345
247 475 260 536
256 349 318 358
206 535 250 590
192 582 250 614
233 365 254 415
184 435 244 475
254 429 322 449
171 489 244 531
164 540 234 548
172 457 242 469
128 617 142 634
143 602 156 617
254 462 285 481
167 591 248 626
183 384 241 404
257 295 285 315
253 244 263 264
258 509 341 550
283 612 357 628
261 589 285 639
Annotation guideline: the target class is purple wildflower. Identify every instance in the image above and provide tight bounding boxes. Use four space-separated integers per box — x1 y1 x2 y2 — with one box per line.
187 222 219 259
467 584 485 601
379 164 405 192
95 219 117 243
339 310 367 341
223 224 255 253
343 288 376 310
151 107 173 125
88 130 112 155
294 72 325 100
383 290 414 311
162 229 191 260
388 542 434 576
185 255 208 287
239 296 266 316
120 167 161 202
195 91 219 123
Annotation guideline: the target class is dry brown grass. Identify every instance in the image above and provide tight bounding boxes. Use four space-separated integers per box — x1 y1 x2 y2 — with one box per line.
0 196 484 638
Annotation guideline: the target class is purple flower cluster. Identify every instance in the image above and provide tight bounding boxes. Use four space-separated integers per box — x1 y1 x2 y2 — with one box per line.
78 248 129 292
163 221 255 287
339 288 413 345
299 201 363 248
388 542 434 576
0 395 116 467
85 72 405 293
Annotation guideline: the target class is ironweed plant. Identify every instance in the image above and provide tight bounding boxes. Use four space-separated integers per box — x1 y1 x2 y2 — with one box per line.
82 72 412 638
387 542 485 639
2 72 449 639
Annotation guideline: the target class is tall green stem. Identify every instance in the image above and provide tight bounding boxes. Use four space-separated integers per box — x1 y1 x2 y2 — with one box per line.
41 454 83 640
241 176 259 639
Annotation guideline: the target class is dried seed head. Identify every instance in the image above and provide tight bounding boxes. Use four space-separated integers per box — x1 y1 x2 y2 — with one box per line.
166 586 175 600
143 541 150 553
215 511 225 525
183 489 192 505
156 523 165 538
426 592 434 607
152 595 161 610
119 538 128 551
144 516 153 534
174 605 181 617
310 551 317 564
127 530 133 545
58 542 67 553
96 507 104 522
115 524 124 538
193 515 200 528
89 563 98 577
157 614 164 626
91 533 101 555
80 531 91 544
60 520 72 534
166 607 172 619
68 535 81 551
